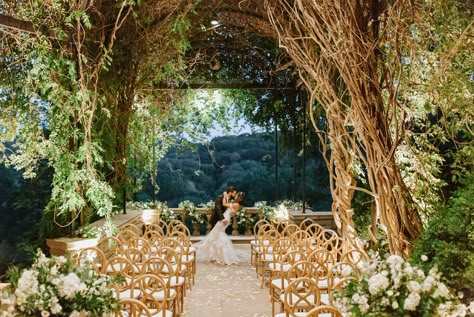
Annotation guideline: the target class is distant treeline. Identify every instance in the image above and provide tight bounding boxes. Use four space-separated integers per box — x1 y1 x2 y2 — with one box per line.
137 133 332 210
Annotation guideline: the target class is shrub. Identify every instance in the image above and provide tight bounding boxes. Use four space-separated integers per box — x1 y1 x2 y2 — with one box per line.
412 172 474 302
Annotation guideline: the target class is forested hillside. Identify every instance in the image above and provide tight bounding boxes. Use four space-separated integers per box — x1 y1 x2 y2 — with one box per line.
138 133 331 209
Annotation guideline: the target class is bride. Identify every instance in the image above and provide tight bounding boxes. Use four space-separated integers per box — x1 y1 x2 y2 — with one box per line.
195 191 246 265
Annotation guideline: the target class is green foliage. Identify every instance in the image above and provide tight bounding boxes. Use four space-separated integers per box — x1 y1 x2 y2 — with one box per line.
179 200 205 224
147 133 331 209
412 172 474 299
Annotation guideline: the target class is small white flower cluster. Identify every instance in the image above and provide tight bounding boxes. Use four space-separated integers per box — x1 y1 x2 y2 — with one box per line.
254 201 276 222
336 252 474 316
179 200 205 224
235 207 250 225
0 250 117 316
159 204 177 223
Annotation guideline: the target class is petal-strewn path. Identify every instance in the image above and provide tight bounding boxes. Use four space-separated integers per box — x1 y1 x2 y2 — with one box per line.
183 244 271 317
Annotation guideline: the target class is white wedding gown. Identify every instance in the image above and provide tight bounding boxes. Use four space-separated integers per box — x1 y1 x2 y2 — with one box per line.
195 208 240 265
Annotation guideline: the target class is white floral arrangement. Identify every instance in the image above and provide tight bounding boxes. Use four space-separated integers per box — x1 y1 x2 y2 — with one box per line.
179 200 205 224
0 250 118 317
254 201 276 222
200 200 214 210
235 207 250 226
159 204 177 223
335 252 474 316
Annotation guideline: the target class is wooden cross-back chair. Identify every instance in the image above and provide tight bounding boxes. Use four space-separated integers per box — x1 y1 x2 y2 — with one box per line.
74 246 106 273
275 277 322 317
97 236 123 258
269 249 307 316
139 258 178 315
299 218 315 230
115 298 154 317
132 274 173 317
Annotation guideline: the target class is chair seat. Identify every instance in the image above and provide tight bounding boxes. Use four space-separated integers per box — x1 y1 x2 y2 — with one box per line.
317 277 340 290
271 279 288 290
167 264 187 273
269 263 292 272
151 289 177 301
114 289 142 300
321 293 329 305
255 246 273 253
262 254 274 261
251 239 270 246
181 255 194 263
107 262 141 274
164 276 186 287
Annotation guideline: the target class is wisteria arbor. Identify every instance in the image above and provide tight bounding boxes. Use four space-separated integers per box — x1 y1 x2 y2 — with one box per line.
0 0 472 254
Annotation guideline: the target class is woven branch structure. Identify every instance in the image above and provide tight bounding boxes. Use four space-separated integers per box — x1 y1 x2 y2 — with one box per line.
265 0 423 254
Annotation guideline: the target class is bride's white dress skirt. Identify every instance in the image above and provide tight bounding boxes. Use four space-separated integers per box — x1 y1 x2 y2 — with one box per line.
195 209 240 265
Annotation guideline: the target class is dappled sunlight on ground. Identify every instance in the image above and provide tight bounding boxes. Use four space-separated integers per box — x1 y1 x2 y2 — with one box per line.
183 244 270 317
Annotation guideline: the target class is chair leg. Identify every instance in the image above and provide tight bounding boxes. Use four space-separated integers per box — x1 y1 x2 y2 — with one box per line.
260 261 266 288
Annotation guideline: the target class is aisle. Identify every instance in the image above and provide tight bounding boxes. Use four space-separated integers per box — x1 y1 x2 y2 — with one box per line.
183 244 271 317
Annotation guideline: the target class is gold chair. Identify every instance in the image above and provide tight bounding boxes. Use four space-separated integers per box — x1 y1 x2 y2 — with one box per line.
105 256 140 300
97 236 123 258
275 277 322 317
132 274 173 317
281 223 300 237
270 250 307 316
121 223 142 237
299 218 315 230
250 219 271 265
75 246 106 273
139 258 177 316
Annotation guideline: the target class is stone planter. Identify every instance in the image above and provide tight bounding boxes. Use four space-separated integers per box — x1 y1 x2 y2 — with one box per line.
46 237 99 257
141 208 161 225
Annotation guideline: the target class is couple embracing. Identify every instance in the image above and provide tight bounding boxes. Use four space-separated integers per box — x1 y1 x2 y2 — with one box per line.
195 186 245 265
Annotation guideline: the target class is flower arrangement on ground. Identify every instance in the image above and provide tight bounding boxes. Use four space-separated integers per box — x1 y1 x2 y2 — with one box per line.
0 250 118 317
254 201 276 222
335 252 474 316
179 200 206 225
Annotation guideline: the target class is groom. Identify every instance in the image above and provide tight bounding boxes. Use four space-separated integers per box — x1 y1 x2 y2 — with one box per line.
210 186 237 228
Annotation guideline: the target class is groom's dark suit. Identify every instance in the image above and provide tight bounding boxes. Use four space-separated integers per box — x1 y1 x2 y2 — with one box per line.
210 194 226 228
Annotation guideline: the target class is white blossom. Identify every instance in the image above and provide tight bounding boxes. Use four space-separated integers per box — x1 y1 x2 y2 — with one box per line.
436 283 450 298
422 275 436 292
407 281 421 293
392 301 399 309
368 273 390 295
386 255 404 267
403 292 421 311
57 273 86 299
421 255 428 262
